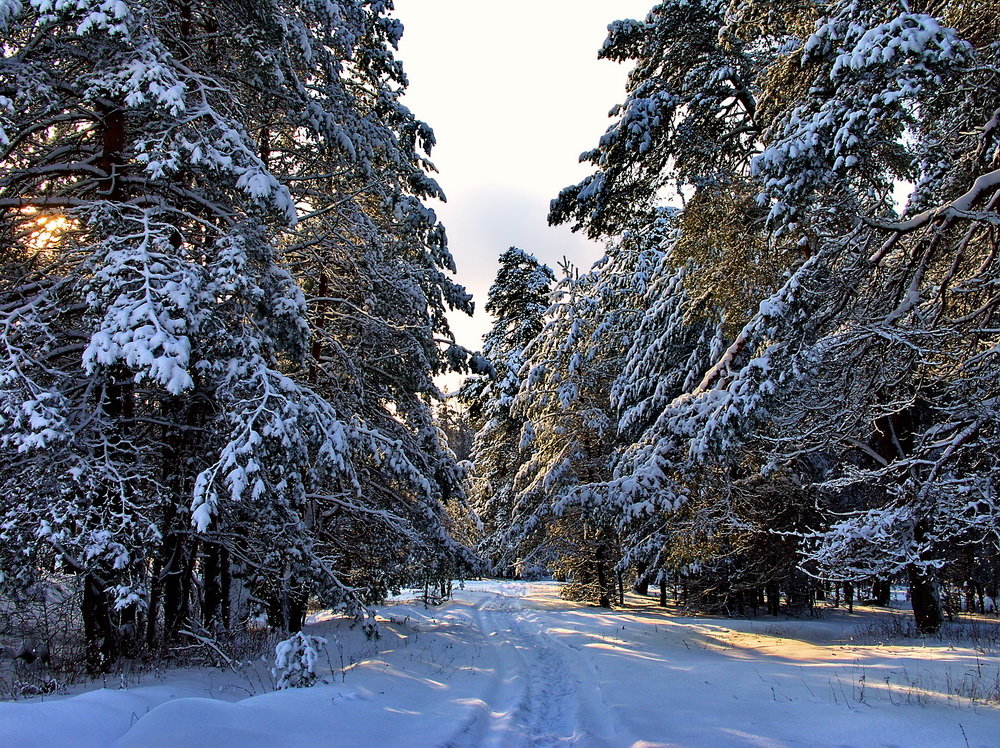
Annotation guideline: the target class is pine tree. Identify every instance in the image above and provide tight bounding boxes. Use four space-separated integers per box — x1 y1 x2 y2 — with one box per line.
462 247 553 574
0 0 472 668
549 0 765 239
508 264 618 602
751 0 1000 633
550 0 1000 631
495 227 663 605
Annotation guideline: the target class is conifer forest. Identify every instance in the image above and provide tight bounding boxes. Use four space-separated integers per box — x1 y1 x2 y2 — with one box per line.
2 1 1000 746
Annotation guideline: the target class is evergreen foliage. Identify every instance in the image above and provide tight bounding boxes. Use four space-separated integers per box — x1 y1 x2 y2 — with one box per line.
0 0 471 671
461 247 554 574
464 0 1000 629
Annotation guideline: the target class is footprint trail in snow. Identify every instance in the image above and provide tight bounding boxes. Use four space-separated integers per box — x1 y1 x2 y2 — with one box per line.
444 586 620 747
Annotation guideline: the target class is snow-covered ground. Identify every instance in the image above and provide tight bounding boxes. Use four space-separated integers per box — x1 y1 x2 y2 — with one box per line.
2 580 999 746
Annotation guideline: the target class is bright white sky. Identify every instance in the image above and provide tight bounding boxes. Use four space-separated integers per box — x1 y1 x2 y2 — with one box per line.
393 0 653 355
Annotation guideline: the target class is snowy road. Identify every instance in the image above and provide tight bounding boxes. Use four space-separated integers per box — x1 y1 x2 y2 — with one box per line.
2 580 1000 747
444 590 619 747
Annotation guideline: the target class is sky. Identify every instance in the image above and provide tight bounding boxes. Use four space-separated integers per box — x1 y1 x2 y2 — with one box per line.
392 0 654 354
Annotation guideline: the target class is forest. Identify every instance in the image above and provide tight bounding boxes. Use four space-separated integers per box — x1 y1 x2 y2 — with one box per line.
464 1 1000 633
0 0 998 692
463 0 1000 638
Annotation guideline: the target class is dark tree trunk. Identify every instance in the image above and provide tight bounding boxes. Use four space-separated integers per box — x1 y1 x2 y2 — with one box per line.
155 394 204 644
82 574 117 673
907 518 943 633
146 555 163 647
267 592 286 630
766 582 780 616
220 547 232 627
76 106 131 672
595 540 612 608
870 409 943 632
659 576 667 607
163 538 195 641
179 0 193 41
202 543 230 632
82 363 134 667
844 581 854 613
288 590 308 633
162 539 182 637
908 564 943 634
309 271 330 383
268 582 310 633
97 104 126 200
633 561 649 596
872 579 891 606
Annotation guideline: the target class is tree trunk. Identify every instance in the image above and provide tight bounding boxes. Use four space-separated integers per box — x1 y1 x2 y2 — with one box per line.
156 395 203 643
220 547 232 627
288 590 308 633
908 518 943 633
659 576 667 607
766 582 780 616
97 104 126 201
872 579 891 606
146 555 163 647
595 540 612 608
202 543 229 632
82 574 117 673
633 561 649 596
163 538 194 641
269 578 310 633
907 563 943 634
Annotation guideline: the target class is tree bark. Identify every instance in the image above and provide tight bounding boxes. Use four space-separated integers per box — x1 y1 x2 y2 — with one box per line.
872 579 891 606
908 518 943 634
766 581 780 616
288 589 308 633
594 538 612 608
163 537 196 641
908 564 943 634
633 561 649 596
82 574 117 673
202 543 230 632
146 555 163 647
97 104 126 201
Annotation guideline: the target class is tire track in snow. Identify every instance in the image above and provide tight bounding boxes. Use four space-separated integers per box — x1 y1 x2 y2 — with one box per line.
444 589 621 748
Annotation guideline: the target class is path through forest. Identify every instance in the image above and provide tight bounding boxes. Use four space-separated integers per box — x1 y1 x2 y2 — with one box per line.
444 587 620 747
2 580 999 747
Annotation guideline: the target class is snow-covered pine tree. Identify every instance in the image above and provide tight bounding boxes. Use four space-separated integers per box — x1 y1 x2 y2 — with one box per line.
1 0 307 667
549 0 765 239
547 0 810 610
0 0 472 668
506 264 619 603
749 0 1000 632
552 0 806 493
223 2 477 624
461 247 554 574
552 0 1000 631
500 227 663 606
